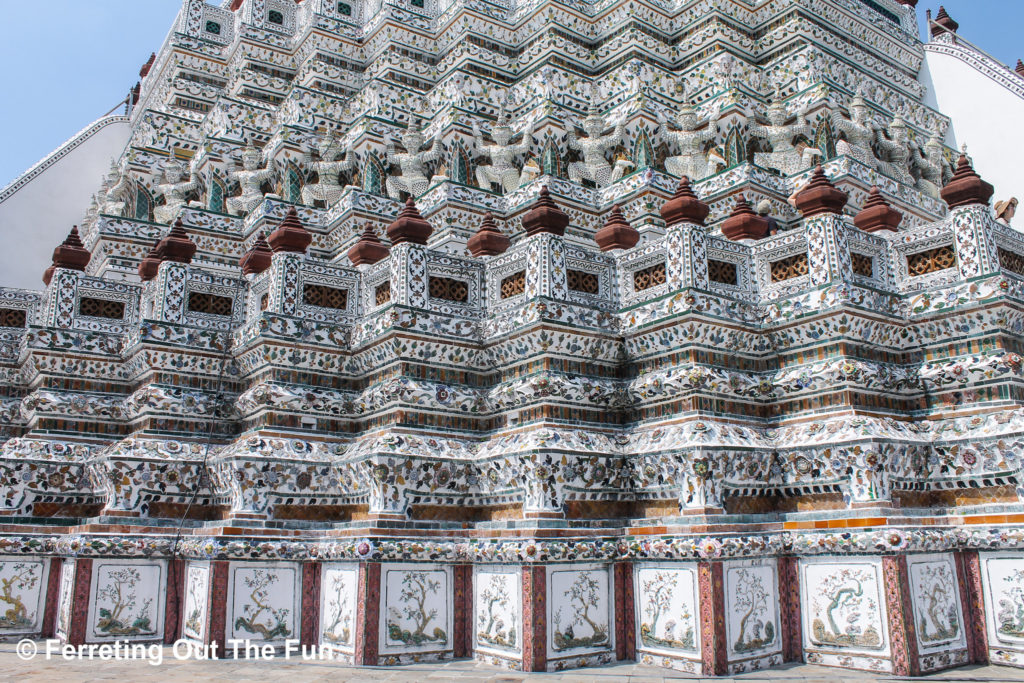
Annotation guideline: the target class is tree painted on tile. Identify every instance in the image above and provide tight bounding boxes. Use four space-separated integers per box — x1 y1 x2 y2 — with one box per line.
639 570 695 650
0 562 39 629
553 571 608 651
915 562 960 644
997 569 1024 639
387 571 448 646
234 569 292 640
183 567 207 640
322 572 353 645
476 573 516 650
95 566 155 636
810 567 882 649
731 568 775 653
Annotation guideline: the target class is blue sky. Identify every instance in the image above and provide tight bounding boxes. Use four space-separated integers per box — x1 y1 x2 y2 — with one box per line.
0 1 1021 188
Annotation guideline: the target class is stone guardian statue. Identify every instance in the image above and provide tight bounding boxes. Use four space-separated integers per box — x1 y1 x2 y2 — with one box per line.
567 98 626 188
875 116 916 185
659 102 721 181
301 132 356 207
831 92 879 169
385 117 443 200
226 146 279 217
154 153 202 224
472 107 534 194
748 99 819 176
102 158 131 217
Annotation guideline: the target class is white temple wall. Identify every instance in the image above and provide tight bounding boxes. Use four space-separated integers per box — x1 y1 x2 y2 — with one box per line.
921 50 1024 204
0 116 130 289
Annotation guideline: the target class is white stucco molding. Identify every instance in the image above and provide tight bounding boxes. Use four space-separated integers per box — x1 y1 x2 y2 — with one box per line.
924 39 1024 101
0 114 130 206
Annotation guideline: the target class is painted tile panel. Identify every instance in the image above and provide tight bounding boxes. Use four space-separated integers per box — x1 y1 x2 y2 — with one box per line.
0 557 48 636
725 559 782 660
634 563 700 658
548 564 613 657
801 558 889 657
226 562 300 647
55 560 74 642
982 553 1024 647
907 553 966 654
473 565 521 656
380 563 452 654
87 560 166 642
320 562 358 652
182 562 210 643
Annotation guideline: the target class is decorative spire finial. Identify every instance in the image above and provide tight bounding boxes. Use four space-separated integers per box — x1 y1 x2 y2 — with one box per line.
43 226 91 285
348 223 391 265
467 212 511 257
660 176 710 227
793 166 849 218
941 154 995 209
268 207 313 254
721 196 771 242
386 198 434 246
521 186 570 237
595 204 639 252
854 187 903 233
239 232 273 276
157 217 198 264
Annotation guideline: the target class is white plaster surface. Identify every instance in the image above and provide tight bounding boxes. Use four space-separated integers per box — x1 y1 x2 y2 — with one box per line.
0 117 130 289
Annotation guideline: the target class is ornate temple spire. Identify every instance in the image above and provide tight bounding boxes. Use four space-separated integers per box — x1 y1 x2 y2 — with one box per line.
793 166 848 218
386 198 434 246
239 232 273 276
721 196 770 241
932 6 959 37
1016 60 1024 77
348 224 391 266
595 204 639 252
941 154 994 209
660 176 710 227
42 225 91 285
158 217 197 264
268 207 313 254
467 212 510 257
521 186 569 237
854 187 903 233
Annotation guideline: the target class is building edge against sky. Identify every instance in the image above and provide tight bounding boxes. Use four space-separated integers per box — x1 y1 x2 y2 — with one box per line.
1 0 1024 678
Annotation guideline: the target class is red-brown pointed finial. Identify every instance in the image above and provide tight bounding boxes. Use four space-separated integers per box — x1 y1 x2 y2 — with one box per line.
239 232 273 275
595 204 639 251
520 186 569 237
348 224 391 265
467 212 510 257
660 176 710 227
43 225 91 285
267 207 313 254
